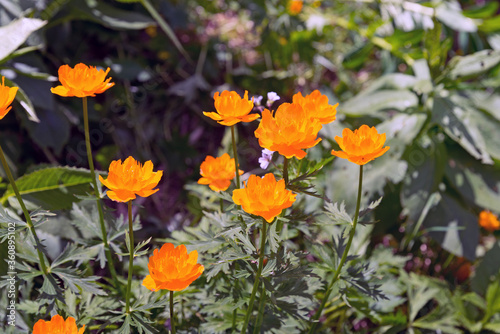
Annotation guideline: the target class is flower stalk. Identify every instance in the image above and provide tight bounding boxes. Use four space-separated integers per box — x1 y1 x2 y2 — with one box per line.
170 290 176 334
241 219 268 333
82 97 121 292
231 125 240 189
308 165 364 333
0 145 49 276
125 200 134 313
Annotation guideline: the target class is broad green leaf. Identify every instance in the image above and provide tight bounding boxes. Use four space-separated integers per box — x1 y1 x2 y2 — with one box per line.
342 42 374 69
401 133 446 226
472 241 500 295
436 1 478 32
446 145 500 212
467 90 500 122
2 77 40 123
432 96 492 164
463 1 499 19
71 0 155 30
342 90 418 118
1 166 93 211
479 16 500 33
448 49 500 80
0 17 46 63
486 280 500 319
423 193 478 260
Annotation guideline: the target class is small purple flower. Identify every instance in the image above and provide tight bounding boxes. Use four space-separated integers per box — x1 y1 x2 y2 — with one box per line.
253 95 263 106
266 92 280 107
259 148 274 169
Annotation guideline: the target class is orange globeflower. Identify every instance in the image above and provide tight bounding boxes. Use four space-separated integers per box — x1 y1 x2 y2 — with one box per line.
99 156 163 202
203 90 259 126
33 314 85 334
479 210 500 232
0 76 18 120
254 103 322 159
232 173 296 223
143 243 204 291
198 153 244 192
293 90 338 124
51 63 114 97
289 0 303 15
331 125 390 165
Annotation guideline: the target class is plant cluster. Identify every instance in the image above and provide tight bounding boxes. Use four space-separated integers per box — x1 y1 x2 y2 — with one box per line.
1 0 500 333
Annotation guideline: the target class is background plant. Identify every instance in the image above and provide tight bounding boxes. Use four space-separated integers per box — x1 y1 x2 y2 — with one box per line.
1 0 500 333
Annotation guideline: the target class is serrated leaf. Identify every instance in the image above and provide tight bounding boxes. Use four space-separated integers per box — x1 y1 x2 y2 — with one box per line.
1 166 93 210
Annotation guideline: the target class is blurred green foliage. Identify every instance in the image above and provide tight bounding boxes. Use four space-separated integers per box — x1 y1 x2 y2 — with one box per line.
1 0 500 332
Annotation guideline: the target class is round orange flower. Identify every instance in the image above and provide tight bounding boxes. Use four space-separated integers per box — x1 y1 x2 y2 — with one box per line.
142 243 204 291
198 153 244 192
331 125 390 165
479 210 500 232
289 0 303 15
293 90 338 124
33 315 85 334
0 76 18 120
99 156 163 202
232 173 297 223
254 103 322 159
51 63 115 97
203 90 259 126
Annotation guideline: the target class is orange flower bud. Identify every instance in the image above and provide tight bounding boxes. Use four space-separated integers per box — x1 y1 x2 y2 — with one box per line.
142 243 204 291
292 90 338 124
331 125 390 165
99 156 163 202
203 90 259 126
0 76 18 120
479 210 500 232
254 103 322 159
232 173 296 223
51 63 114 98
33 315 85 334
289 0 303 15
198 153 244 192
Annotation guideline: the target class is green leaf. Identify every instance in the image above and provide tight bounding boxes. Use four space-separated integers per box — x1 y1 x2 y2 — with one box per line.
448 50 500 80
472 241 500 295
479 16 500 33
0 17 46 63
342 90 418 118
463 1 499 19
342 42 374 69
401 132 447 226
445 147 500 212
486 279 500 320
423 193 478 260
1 166 93 211
432 97 492 163
71 0 155 30
436 1 478 32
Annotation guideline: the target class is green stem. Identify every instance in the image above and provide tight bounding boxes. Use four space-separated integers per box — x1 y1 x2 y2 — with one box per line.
220 198 224 213
308 165 364 333
170 290 176 334
125 200 134 313
139 0 192 64
241 220 268 333
0 145 48 276
231 125 240 189
283 158 289 185
252 283 267 334
82 97 121 292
